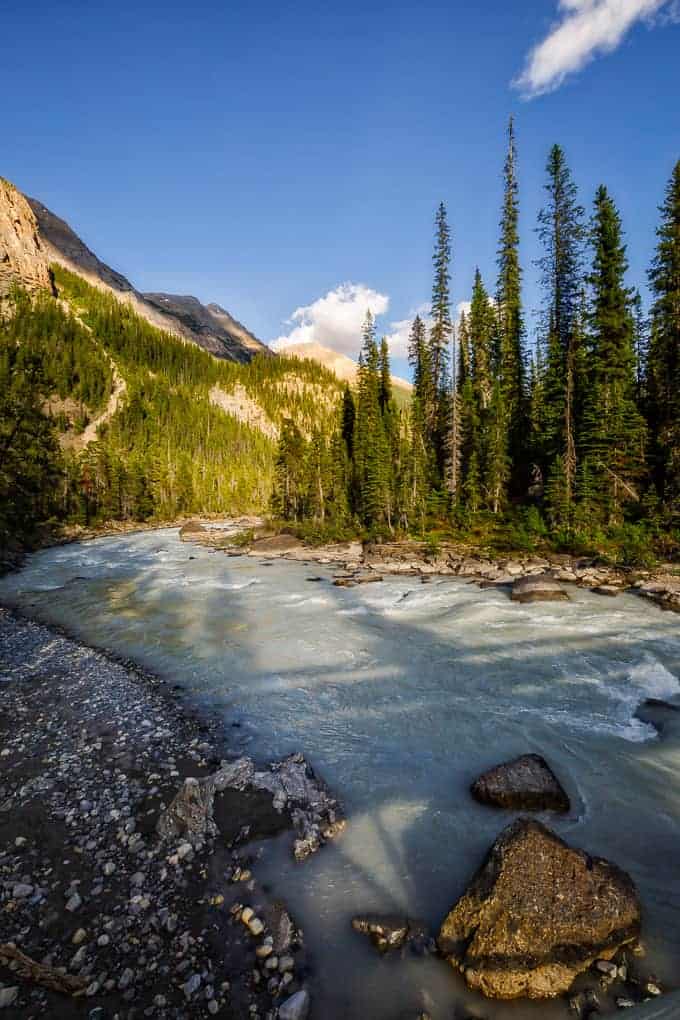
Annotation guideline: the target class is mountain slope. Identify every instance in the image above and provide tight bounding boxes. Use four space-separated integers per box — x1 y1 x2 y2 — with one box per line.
142 293 269 362
280 340 412 405
23 192 268 363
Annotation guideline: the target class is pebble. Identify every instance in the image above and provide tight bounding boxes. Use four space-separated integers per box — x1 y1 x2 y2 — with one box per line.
0 988 18 1009
12 882 34 898
278 955 294 973
208 1002 219 1015
595 960 618 977
177 843 193 860
646 983 662 996
248 917 265 936
103 862 116 876
118 968 134 990
183 973 202 1000
616 999 636 1009
66 892 82 912
72 928 88 945
241 906 254 924
97 934 110 947
278 989 311 1020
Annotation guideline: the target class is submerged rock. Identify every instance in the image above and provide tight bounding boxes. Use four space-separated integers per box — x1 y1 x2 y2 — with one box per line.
511 575 570 603
471 753 570 813
351 913 430 954
437 819 640 1000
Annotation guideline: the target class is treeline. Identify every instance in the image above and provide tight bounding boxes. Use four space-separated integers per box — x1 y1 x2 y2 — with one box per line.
273 123 680 562
1 269 345 544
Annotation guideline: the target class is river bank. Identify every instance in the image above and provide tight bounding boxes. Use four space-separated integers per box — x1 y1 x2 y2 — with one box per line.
0 607 315 1019
180 523 680 614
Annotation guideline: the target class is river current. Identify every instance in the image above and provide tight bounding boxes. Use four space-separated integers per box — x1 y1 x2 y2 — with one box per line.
2 528 680 1019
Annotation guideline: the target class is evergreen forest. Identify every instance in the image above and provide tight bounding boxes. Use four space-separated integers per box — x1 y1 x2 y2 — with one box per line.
272 123 680 565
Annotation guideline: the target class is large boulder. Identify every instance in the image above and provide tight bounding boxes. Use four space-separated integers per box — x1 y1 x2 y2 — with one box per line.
471 754 569 813
438 819 640 1000
511 575 569 603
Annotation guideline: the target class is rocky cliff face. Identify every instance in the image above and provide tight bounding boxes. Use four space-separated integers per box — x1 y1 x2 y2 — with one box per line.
0 178 54 298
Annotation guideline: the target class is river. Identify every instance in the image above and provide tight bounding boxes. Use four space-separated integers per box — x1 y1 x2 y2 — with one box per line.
1 528 680 1019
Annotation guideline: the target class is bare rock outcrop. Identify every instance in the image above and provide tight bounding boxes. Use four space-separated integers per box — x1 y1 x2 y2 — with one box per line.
158 753 345 861
438 819 640 1000
471 753 570 813
0 178 53 298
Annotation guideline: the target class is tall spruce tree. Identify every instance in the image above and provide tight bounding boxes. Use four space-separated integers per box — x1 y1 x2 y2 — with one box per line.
581 186 646 522
429 203 453 485
354 313 390 529
536 145 585 521
647 160 680 514
496 116 526 484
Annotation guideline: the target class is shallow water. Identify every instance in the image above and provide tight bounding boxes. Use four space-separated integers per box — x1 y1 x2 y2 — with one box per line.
2 529 680 1019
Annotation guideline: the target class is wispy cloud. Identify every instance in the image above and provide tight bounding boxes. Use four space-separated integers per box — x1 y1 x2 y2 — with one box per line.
515 0 676 98
271 283 390 358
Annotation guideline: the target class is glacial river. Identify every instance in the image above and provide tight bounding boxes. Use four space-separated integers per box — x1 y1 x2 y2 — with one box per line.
2 528 680 1019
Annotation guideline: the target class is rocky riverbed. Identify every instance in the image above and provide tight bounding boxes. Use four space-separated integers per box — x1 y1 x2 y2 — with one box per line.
179 525 680 614
0 608 316 1019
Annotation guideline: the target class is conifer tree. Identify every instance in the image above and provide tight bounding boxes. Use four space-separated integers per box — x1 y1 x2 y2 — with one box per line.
497 117 526 481
536 146 585 474
581 185 646 521
647 160 680 513
429 203 452 397
429 203 454 485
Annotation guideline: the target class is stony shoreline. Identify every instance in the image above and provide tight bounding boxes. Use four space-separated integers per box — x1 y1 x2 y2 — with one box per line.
0 607 316 1019
180 524 680 614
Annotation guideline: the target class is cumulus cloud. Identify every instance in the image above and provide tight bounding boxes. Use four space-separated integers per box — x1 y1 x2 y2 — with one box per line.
271 283 390 358
515 0 674 98
272 287 474 362
383 303 432 359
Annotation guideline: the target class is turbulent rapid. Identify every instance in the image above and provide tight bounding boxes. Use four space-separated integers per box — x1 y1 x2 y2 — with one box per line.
2 528 680 1019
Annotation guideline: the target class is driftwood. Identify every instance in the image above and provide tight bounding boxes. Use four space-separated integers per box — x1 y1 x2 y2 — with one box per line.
0 943 87 996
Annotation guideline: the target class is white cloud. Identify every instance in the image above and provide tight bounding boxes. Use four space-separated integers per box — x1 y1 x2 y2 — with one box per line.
272 288 474 362
383 303 432 359
271 283 390 358
515 0 674 98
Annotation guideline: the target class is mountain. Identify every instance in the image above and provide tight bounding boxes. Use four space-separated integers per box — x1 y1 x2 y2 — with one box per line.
0 182 267 363
280 340 412 404
141 293 269 362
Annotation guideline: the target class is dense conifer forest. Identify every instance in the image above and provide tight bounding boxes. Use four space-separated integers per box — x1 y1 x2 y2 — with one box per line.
272 123 680 565
0 268 343 547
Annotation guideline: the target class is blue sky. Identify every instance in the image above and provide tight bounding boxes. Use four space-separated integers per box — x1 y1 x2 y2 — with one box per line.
3 0 679 377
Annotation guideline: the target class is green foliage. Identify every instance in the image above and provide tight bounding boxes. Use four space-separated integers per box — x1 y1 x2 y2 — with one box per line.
0 323 62 544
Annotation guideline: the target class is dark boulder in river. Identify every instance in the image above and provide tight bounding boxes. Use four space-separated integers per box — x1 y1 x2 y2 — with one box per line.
511 575 569 603
438 819 640 1000
471 753 570 813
